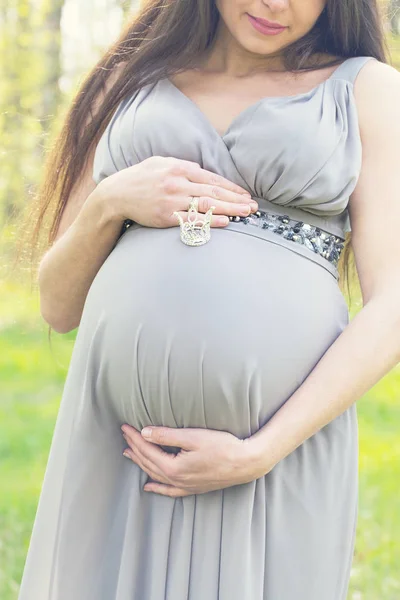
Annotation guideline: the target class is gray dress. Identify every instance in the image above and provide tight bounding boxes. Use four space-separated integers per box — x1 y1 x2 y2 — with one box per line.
18 55 375 600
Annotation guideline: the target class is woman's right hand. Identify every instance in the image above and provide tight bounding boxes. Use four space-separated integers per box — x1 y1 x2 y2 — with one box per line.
98 156 258 228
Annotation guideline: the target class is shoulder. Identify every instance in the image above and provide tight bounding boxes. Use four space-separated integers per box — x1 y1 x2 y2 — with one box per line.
354 56 400 95
353 58 400 140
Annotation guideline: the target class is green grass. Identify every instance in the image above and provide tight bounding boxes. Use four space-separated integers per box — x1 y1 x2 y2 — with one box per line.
0 279 75 598
0 276 399 600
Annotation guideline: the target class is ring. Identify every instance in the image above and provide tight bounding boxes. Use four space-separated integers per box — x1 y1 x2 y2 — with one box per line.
173 196 215 246
189 196 199 212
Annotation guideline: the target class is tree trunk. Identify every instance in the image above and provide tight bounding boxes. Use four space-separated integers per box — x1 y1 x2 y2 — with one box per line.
389 0 400 35
119 0 137 22
38 0 64 131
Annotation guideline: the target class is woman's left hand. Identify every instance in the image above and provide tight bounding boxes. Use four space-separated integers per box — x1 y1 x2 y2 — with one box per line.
120 424 268 497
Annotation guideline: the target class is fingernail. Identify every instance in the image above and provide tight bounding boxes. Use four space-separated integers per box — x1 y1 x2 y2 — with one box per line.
219 216 229 225
240 206 251 216
123 450 131 459
141 427 152 438
250 202 258 210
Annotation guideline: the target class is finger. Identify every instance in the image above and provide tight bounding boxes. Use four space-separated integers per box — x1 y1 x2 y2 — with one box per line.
123 429 174 464
143 483 192 497
124 430 180 472
172 195 255 217
186 165 252 197
121 424 140 436
123 429 173 461
188 183 256 208
161 157 251 198
169 186 258 216
122 426 155 447
170 210 230 228
123 448 170 484
193 196 255 217
128 445 171 483
141 426 199 450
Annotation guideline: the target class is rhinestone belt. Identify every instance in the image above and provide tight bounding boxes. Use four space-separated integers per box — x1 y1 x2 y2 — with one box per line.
228 210 345 267
120 210 345 267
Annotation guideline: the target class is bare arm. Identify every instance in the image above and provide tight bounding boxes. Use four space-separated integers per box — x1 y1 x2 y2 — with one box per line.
246 60 400 472
38 183 124 334
38 64 129 334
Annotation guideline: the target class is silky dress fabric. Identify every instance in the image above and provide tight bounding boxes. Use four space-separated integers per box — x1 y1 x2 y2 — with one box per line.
18 56 375 600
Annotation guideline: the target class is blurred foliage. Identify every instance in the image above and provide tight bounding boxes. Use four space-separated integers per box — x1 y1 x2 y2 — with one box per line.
0 0 137 273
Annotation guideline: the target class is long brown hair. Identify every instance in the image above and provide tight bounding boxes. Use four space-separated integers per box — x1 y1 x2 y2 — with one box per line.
15 0 390 320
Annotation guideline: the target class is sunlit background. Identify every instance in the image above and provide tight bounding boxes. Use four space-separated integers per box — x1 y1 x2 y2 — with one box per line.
1 1 400 598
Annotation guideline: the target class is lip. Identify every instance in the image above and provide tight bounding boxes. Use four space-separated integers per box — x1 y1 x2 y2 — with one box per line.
249 14 286 28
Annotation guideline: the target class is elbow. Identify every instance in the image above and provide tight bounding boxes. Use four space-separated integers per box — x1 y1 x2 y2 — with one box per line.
38 283 80 335
38 257 80 334
40 303 80 334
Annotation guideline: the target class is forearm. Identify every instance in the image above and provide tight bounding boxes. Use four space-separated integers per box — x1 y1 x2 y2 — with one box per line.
38 186 124 333
249 291 400 473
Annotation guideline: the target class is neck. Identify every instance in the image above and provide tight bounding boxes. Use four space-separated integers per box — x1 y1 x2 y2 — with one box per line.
198 19 287 78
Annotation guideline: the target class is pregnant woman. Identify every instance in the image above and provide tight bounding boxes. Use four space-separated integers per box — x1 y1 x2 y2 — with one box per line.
18 0 400 599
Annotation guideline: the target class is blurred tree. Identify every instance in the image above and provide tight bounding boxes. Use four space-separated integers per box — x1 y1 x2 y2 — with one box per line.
0 0 38 225
388 0 400 35
0 0 65 234
38 0 64 131
0 0 139 258
118 0 136 21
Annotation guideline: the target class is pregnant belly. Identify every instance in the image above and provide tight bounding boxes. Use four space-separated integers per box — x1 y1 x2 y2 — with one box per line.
80 224 349 440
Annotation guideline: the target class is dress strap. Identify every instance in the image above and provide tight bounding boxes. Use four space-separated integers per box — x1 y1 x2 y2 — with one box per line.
330 56 376 85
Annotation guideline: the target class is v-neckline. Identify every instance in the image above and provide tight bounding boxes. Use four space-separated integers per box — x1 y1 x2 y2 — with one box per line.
163 58 350 139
